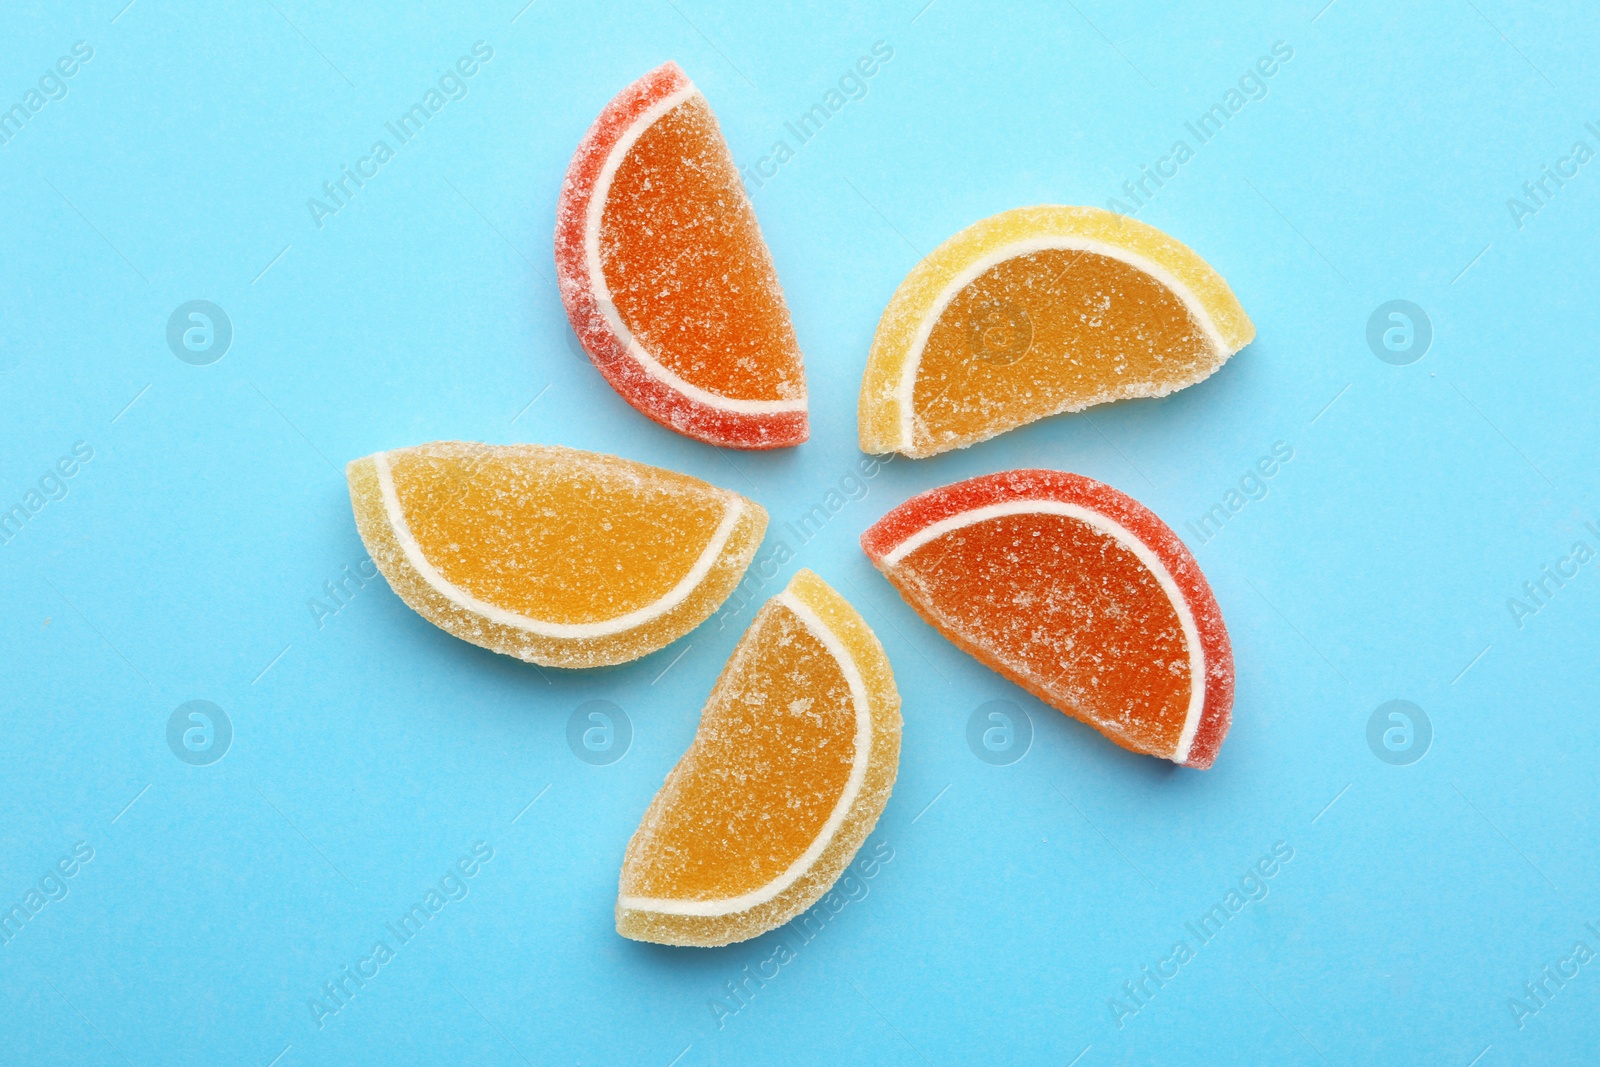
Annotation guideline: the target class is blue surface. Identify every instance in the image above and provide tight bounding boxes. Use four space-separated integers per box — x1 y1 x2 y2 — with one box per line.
2 1 1597 1063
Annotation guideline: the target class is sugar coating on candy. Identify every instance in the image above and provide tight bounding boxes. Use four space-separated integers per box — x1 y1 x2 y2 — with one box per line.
862 469 1232 768
602 95 802 402
617 569 901 947
556 62 808 449
895 512 1191 754
626 607 851 897
913 250 1212 452
858 206 1255 458
347 442 767 669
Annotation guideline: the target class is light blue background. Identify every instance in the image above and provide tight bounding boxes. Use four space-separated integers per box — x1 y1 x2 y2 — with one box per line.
2 0 1597 1063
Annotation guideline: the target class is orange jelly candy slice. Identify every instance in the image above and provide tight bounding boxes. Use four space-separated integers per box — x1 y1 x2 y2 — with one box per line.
617 570 901 946
858 206 1254 457
862 470 1232 767
347 442 767 669
556 62 808 449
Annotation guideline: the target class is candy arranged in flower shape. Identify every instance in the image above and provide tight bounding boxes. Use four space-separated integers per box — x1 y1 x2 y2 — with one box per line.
862 470 1232 768
556 61 808 449
617 570 900 946
347 442 767 669
858 206 1254 458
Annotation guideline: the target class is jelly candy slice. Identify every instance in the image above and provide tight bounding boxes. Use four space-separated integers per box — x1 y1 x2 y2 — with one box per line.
617 569 901 946
858 206 1254 458
347 442 767 669
862 470 1232 767
556 62 808 449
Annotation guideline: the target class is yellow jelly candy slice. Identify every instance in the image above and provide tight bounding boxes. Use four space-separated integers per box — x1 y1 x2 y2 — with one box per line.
616 569 901 946
347 442 767 668
859 205 1255 458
